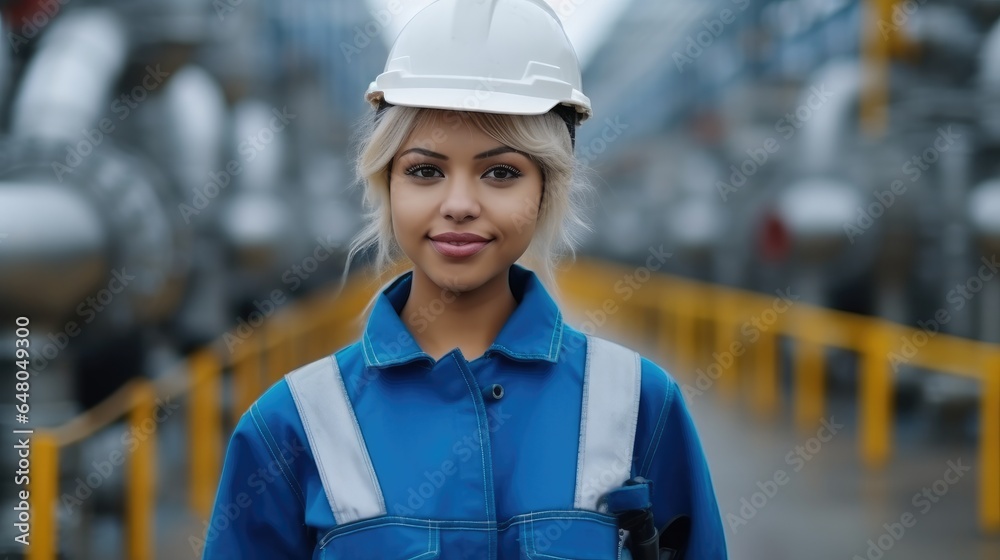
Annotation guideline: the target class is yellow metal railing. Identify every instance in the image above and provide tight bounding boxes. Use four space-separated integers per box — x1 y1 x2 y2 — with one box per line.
559 258 1000 534
26 266 375 559
27 258 1000 558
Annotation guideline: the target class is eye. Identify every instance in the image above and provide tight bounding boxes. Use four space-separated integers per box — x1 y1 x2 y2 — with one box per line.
403 164 443 179
483 164 523 182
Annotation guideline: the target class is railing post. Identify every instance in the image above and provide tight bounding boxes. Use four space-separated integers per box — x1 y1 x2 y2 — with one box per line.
127 382 157 560
657 296 675 369
190 351 222 519
861 0 892 137
28 433 59 560
266 320 288 385
675 295 696 383
306 325 319 363
326 309 343 358
860 323 892 469
715 295 738 402
231 336 262 428
793 318 825 432
981 350 1000 533
752 329 779 421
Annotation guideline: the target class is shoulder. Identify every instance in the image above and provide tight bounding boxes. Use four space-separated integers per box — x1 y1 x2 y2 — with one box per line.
637 354 682 409
225 342 366 489
565 327 682 407
242 341 366 436
634 352 686 436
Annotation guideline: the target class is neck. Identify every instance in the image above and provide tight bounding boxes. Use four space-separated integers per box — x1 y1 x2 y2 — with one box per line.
401 266 517 361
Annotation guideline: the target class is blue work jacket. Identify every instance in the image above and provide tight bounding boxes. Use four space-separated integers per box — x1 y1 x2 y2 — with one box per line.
201 263 727 559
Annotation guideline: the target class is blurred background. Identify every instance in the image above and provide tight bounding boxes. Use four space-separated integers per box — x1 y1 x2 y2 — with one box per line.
0 0 998 558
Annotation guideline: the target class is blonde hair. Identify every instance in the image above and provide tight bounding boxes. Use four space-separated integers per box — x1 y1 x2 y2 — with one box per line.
338 105 595 323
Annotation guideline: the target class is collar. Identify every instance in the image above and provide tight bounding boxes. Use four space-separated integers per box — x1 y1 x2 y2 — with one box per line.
361 263 564 369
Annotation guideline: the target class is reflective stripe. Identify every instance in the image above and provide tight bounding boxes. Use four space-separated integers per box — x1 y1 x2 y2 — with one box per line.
286 356 386 524
574 335 643 512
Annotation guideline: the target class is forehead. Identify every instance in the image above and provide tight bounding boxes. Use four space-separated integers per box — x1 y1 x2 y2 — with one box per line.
400 110 501 155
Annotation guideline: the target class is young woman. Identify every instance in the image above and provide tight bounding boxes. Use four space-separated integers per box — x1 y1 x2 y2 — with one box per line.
203 1 727 558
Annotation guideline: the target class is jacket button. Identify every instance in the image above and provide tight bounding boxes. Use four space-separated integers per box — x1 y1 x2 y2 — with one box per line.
484 383 504 401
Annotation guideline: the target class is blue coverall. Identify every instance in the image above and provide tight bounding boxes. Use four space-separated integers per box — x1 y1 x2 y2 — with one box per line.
201 263 728 559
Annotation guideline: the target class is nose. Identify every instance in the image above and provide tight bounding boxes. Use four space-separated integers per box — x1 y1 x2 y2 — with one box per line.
439 178 481 223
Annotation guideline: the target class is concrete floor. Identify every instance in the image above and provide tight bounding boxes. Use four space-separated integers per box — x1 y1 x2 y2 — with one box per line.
689 391 1000 560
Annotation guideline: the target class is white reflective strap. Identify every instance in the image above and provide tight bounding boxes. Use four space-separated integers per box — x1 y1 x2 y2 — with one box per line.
574 335 643 512
285 356 386 524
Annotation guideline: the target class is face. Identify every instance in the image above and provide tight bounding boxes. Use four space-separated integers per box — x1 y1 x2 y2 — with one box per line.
389 111 543 294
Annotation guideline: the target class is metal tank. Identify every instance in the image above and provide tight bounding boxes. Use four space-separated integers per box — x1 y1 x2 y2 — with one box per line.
0 7 196 555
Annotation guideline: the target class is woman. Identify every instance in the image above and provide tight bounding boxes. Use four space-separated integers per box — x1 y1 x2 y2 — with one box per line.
202 0 727 558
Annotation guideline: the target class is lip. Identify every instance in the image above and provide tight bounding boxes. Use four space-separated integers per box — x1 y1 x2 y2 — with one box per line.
427 233 493 259
429 232 491 243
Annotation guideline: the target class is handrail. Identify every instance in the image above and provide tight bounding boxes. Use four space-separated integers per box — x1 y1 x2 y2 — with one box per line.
561 258 1000 532
48 362 194 448
26 258 1000 559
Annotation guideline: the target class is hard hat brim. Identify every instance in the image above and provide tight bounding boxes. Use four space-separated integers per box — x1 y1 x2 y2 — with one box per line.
373 87 590 122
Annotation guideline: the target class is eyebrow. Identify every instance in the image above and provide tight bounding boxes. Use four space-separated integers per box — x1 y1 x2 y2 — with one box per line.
398 146 525 160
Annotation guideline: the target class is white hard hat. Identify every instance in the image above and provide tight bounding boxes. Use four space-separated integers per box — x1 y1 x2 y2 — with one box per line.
365 0 592 127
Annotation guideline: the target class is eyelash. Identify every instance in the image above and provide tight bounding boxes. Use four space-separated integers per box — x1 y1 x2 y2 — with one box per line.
403 163 523 182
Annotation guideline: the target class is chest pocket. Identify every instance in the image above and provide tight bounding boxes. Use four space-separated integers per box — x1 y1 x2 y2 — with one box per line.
317 518 439 560
516 511 623 560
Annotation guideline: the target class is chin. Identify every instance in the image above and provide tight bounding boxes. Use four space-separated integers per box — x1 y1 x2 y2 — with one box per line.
420 255 510 294
423 265 483 294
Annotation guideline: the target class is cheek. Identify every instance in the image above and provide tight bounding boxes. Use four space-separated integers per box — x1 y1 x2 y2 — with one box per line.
389 186 437 253
390 184 420 223
493 191 541 240
389 190 413 242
